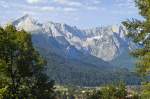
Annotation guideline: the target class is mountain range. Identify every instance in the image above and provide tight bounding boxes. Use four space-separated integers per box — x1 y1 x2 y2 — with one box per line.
10 15 140 86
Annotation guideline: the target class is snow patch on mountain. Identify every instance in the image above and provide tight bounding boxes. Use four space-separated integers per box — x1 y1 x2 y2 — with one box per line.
12 15 137 67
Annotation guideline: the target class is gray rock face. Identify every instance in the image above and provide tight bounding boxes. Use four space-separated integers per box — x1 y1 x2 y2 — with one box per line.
12 15 137 68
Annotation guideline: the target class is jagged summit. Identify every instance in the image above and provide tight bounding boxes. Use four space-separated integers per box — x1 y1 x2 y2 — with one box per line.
18 14 31 20
13 14 42 32
13 14 34 24
12 15 137 68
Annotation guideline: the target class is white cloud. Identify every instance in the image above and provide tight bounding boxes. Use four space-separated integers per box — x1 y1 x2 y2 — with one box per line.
26 0 42 4
52 0 101 11
63 7 78 12
86 6 99 10
53 0 82 7
41 7 55 11
40 6 78 12
0 4 9 8
0 1 9 8
93 0 101 4
74 17 79 21
53 0 67 4
2 1 79 13
111 9 136 15
114 0 135 7
68 2 82 6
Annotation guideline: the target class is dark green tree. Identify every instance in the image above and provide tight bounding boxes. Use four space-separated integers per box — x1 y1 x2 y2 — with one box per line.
0 25 55 99
88 82 127 99
115 82 127 99
122 0 150 98
122 0 150 76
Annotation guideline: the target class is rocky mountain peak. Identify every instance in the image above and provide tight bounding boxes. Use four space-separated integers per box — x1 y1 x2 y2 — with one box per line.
11 15 137 68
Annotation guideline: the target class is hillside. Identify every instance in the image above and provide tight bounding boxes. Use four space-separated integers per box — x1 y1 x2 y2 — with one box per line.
11 15 141 86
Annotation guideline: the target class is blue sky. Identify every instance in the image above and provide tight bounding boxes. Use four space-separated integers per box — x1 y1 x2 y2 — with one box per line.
0 0 142 28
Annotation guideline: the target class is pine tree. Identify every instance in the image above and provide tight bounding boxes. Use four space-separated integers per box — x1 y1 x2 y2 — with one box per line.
0 25 55 99
122 0 150 98
123 0 150 76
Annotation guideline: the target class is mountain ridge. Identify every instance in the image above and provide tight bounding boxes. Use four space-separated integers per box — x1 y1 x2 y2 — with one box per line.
12 15 137 68
7 14 141 86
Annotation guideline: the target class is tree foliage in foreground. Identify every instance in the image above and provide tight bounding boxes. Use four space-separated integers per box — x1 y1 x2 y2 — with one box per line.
0 25 55 99
87 82 130 99
122 0 150 98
